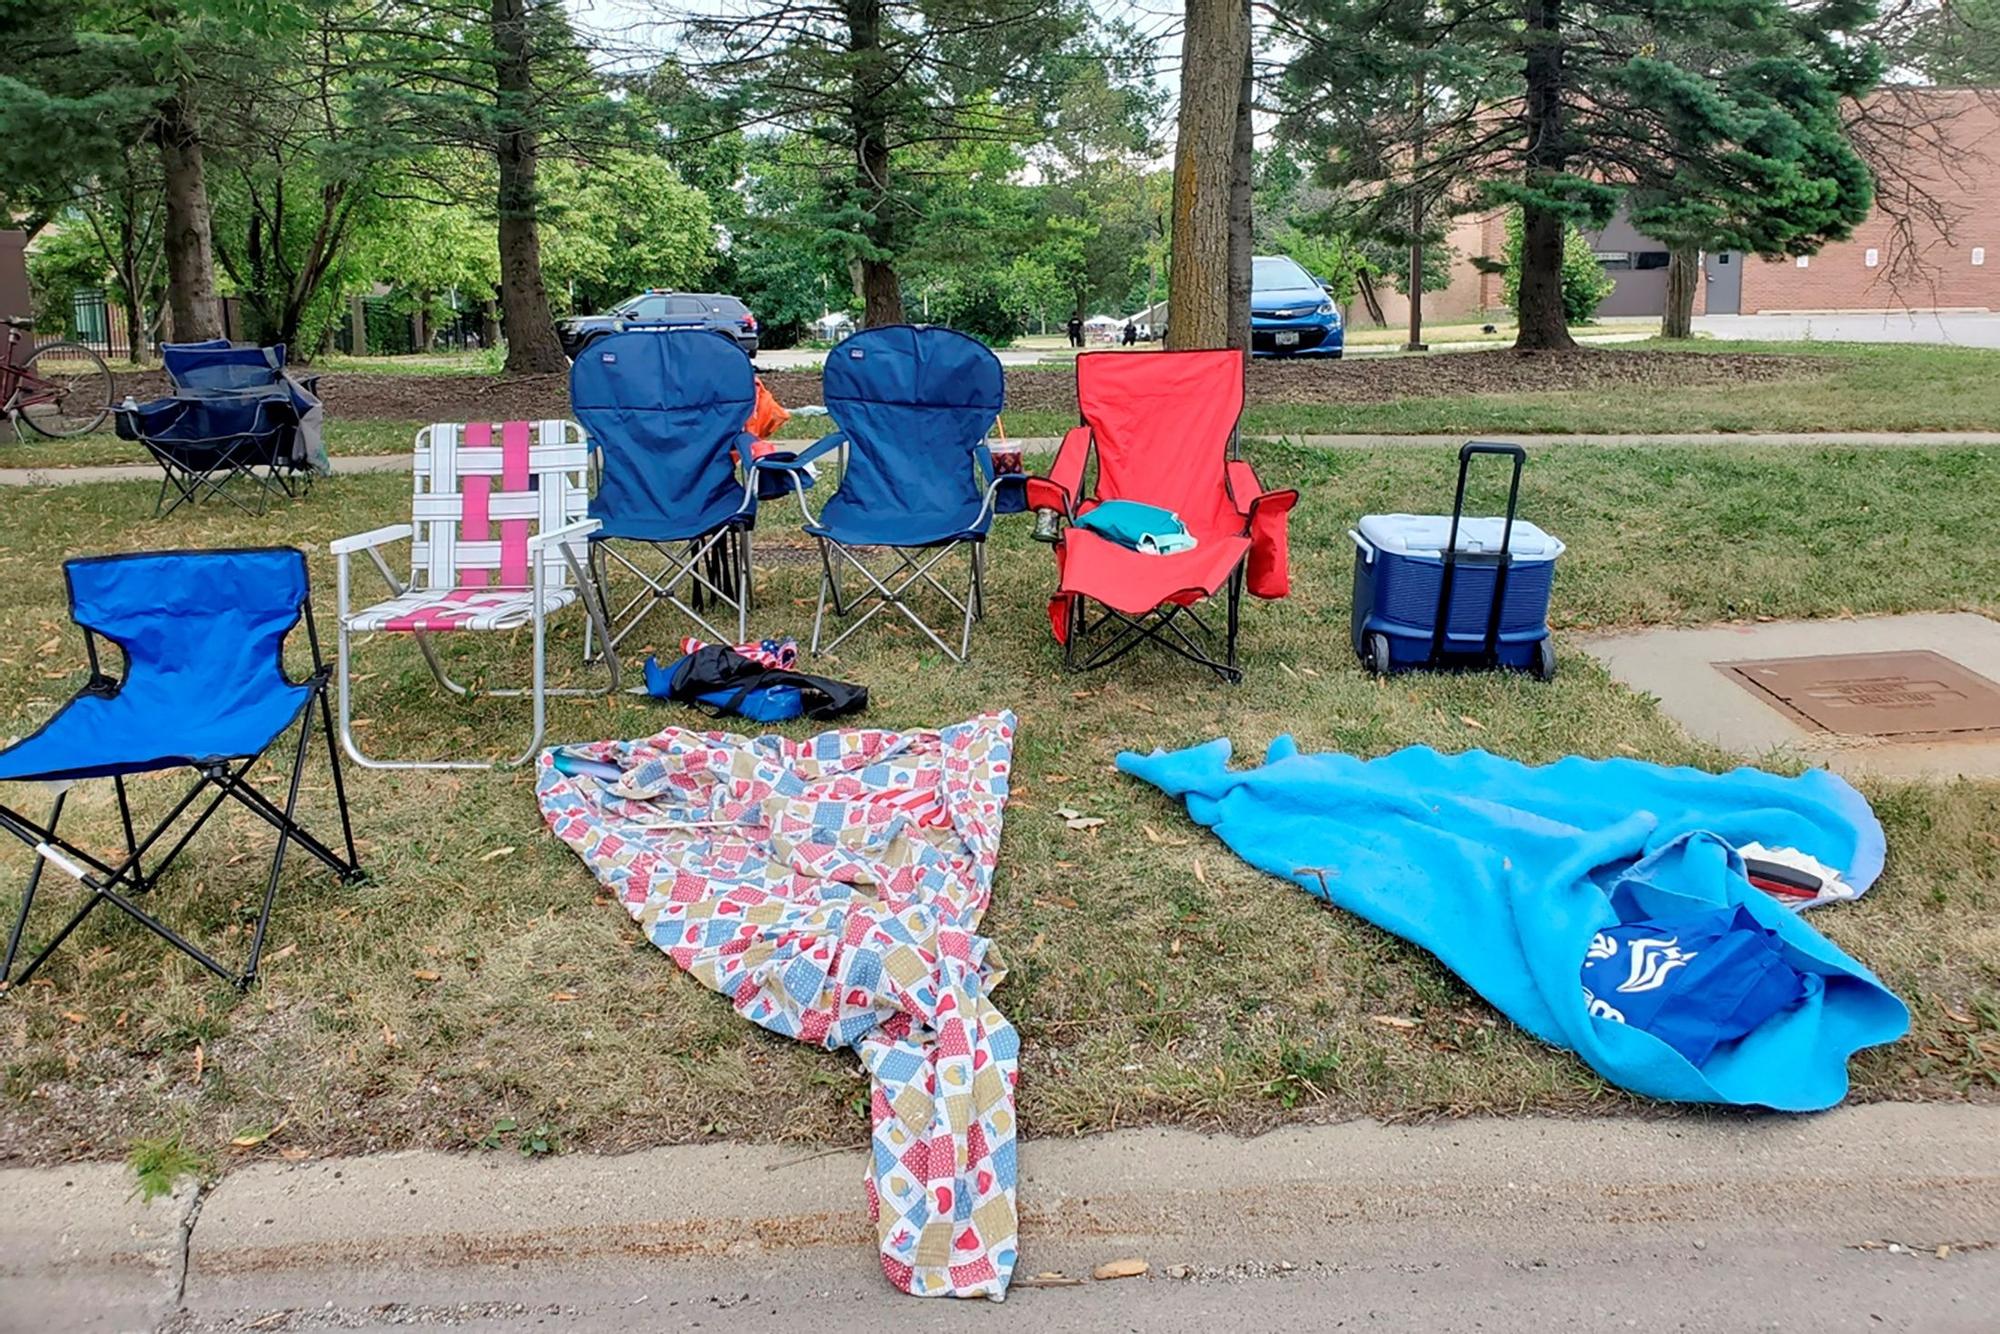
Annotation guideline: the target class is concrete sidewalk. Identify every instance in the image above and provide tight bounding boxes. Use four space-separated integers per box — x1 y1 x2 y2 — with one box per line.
6 1102 1996 1332
5 430 1999 489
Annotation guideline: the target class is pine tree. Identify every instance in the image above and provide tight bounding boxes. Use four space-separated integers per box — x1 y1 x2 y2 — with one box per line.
348 0 631 373
1269 0 1882 349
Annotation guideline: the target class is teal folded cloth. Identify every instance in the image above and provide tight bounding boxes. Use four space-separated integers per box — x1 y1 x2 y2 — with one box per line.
1075 499 1198 555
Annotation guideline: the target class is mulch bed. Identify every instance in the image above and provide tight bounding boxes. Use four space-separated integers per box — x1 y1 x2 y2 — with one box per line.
109 348 1827 427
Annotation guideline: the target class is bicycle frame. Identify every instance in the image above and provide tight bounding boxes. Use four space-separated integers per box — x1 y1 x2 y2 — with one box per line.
1 328 64 414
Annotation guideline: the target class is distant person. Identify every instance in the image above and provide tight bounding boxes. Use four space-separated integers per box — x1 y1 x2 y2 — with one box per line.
1122 319 1137 346
1066 315 1083 348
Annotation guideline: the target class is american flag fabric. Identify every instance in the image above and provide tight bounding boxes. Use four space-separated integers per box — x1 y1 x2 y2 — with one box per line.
535 712 1019 1300
344 419 590 633
677 635 799 670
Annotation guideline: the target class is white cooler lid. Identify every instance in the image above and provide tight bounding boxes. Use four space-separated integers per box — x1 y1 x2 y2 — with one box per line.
1355 513 1565 561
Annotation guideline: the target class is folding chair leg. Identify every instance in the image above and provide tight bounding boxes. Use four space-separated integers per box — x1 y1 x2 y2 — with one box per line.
959 544 979 661
1 791 65 986
812 537 837 656
240 702 318 985
736 529 751 641
1227 565 1244 677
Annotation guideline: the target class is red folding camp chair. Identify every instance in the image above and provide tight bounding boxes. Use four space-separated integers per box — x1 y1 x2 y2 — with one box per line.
1026 349 1298 682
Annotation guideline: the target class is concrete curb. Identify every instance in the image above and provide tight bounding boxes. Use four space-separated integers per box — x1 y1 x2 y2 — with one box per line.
5 1104 1995 1330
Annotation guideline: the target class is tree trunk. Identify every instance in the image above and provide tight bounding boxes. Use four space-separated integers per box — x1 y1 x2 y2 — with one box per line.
482 299 501 349
1513 0 1576 352
1167 0 1248 350
859 258 903 327
492 0 568 375
1225 0 1253 357
154 92 222 343
847 0 905 327
118 282 148 366
1662 244 1699 338
1357 271 1386 325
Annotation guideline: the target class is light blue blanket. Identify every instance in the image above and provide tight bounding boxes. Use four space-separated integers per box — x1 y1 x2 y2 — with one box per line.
1118 740 1908 1111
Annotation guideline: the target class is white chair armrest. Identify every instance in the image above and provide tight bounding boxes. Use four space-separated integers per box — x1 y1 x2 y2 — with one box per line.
527 518 601 553
330 523 414 556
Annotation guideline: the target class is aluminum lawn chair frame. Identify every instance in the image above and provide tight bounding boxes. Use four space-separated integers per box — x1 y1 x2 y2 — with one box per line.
0 547 362 992
758 325 1006 663
332 419 618 770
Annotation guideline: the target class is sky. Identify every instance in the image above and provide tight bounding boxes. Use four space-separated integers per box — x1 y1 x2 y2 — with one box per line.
563 0 1186 94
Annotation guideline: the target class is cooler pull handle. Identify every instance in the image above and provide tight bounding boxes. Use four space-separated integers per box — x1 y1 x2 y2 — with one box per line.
1432 441 1528 668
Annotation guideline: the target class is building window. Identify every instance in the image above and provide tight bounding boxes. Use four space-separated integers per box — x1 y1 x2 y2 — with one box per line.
1865 248 1879 268
1593 251 1633 269
1796 256 1810 268
1975 248 1987 267
1634 251 1670 270
1717 253 1731 264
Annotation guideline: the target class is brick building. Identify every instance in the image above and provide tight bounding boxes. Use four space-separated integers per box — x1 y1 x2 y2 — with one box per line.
1343 89 2000 326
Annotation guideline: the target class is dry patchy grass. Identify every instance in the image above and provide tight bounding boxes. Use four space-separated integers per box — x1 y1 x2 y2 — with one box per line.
0 441 1995 1170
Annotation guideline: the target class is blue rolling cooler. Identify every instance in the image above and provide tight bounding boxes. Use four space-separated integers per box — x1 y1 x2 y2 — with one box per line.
1349 442 1563 681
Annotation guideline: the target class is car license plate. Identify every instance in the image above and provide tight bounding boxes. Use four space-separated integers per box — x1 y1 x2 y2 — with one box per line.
1275 331 1299 346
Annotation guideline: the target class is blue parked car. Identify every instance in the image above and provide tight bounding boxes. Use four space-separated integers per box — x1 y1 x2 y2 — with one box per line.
1251 255 1344 358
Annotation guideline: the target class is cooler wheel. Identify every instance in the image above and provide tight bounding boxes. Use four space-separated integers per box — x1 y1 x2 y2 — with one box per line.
1534 637 1557 682
1364 632 1393 678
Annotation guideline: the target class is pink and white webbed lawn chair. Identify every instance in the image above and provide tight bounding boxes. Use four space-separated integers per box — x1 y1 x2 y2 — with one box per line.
331 419 618 769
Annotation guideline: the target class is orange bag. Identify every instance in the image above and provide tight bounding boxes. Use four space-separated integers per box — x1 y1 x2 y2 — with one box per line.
744 378 790 444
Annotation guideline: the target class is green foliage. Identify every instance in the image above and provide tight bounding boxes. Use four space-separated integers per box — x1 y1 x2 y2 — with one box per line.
539 153 715 313
1274 0 1884 344
25 225 111 333
128 1132 209 1202
1499 210 1614 325
675 0 1152 321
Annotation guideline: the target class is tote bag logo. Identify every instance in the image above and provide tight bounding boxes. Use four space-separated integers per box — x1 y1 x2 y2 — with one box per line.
1618 937 1698 993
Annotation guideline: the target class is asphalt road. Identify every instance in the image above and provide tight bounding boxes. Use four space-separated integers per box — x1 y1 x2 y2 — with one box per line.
9 1103 1996 1333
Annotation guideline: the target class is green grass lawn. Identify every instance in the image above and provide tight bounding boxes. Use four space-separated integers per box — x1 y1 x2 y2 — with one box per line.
12 342 2000 472
0 419 425 470
808 339 2000 439
0 441 1994 1171
1260 339 2000 436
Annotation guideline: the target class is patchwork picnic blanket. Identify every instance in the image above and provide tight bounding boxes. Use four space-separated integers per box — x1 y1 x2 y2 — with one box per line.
536 712 1020 1300
1120 740 1909 1112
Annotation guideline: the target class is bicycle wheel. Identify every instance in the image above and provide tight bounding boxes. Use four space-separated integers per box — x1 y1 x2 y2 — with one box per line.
15 341 113 438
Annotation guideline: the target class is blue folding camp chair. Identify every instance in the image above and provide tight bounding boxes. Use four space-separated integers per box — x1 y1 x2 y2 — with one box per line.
116 341 327 516
163 339 320 397
758 325 1006 662
569 329 761 651
0 549 361 991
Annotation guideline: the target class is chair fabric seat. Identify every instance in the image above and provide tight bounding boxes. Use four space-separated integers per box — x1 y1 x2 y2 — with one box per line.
1057 528 1251 617
0 680 313 783
592 500 752 545
805 499 988 548
0 547 319 784
345 585 578 633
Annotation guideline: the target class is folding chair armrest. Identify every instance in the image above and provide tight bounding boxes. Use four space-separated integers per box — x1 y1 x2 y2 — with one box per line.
1028 425 1092 518
330 523 413 556
755 430 845 472
527 518 601 553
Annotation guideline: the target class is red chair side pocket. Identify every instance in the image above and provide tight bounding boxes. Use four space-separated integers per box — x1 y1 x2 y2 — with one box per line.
1245 489 1300 599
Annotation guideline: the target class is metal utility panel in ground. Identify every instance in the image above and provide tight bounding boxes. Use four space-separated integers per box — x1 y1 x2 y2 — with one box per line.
1722 650 2000 742
1583 613 2000 779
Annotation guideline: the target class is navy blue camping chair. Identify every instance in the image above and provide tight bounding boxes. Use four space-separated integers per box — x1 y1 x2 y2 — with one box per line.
758 325 1005 661
164 340 319 396
0 549 361 992
118 342 324 517
569 329 760 650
